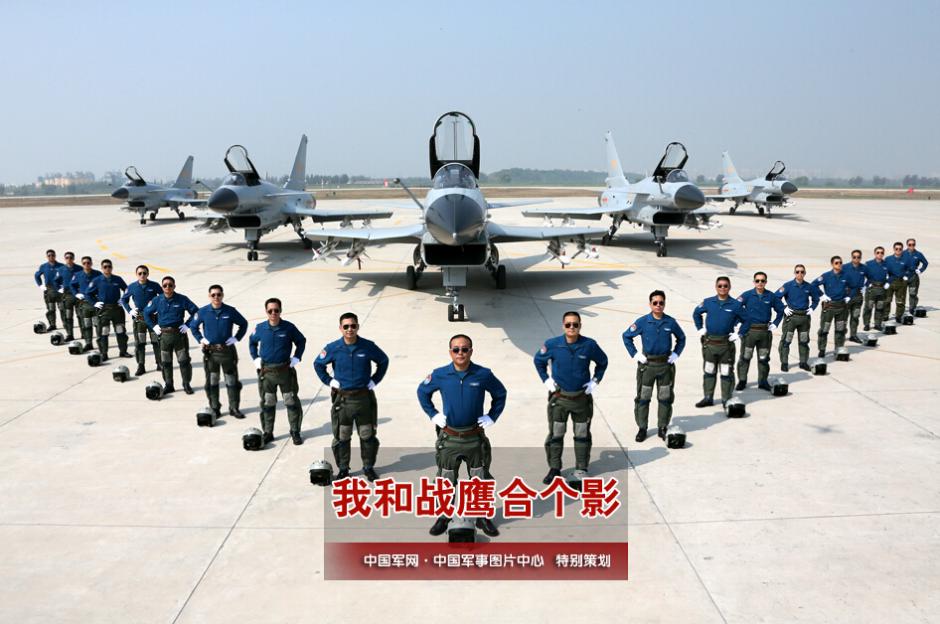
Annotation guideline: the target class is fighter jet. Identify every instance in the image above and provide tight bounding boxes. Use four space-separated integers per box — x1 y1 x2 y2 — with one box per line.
708 152 798 217
305 112 608 321
111 157 206 224
203 135 392 262
521 132 716 257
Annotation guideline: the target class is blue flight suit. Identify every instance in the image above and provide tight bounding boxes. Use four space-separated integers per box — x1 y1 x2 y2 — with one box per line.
87 274 129 356
70 269 102 347
34 261 64 329
622 313 686 429
812 270 850 355
842 262 869 338
776 279 820 367
533 334 609 471
53 263 82 337
314 336 390 471
248 320 307 435
903 248 928 312
120 280 163 370
692 296 748 402
885 253 914 318
143 293 199 387
417 362 507 478
190 303 248 415
736 288 785 385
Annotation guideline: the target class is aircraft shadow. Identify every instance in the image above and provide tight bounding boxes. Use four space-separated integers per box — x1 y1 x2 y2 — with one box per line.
601 235 739 269
724 210 808 223
211 239 314 273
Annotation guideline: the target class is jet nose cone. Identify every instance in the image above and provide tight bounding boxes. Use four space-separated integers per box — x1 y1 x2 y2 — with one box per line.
208 188 239 212
781 181 798 195
426 194 485 245
674 184 706 210
111 187 129 200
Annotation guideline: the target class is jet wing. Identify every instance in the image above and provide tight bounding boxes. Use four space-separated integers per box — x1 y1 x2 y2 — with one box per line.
303 223 424 243
521 206 607 220
487 199 551 209
485 222 608 243
166 197 208 206
282 205 394 223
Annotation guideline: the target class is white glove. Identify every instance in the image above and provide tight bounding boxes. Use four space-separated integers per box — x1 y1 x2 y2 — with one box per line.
329 378 341 389
667 352 679 364
697 327 707 337
130 308 140 318
76 293 85 300
916 269 922 275
843 296 851 303
57 288 64 294
289 356 300 368
902 276 908 282
253 357 262 370
431 413 447 428
729 333 740 343
769 323 778 332
153 325 162 336
94 302 104 310
543 378 558 392
199 338 210 346
861 286 867 295
583 378 598 395
40 285 47 292
225 337 238 346
179 324 189 334
820 294 832 303
367 380 376 391
477 415 495 429
784 306 794 317
633 352 647 364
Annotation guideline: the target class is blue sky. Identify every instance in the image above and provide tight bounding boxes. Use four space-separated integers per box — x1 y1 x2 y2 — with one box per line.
1 0 938 183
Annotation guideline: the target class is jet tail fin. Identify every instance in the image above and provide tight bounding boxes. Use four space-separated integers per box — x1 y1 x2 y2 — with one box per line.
721 151 744 184
173 156 194 188
604 131 629 188
285 135 307 191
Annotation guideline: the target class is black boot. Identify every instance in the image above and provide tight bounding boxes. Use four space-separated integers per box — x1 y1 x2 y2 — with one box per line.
182 382 194 395
848 335 862 344
363 466 378 482
163 382 175 394
695 397 714 408
798 362 811 372
476 517 500 537
657 427 667 440
336 467 350 479
735 380 746 391
542 467 561 485
135 364 145 376
262 431 274 445
758 381 772 392
229 407 245 419
863 324 871 331
635 427 647 443
781 362 789 372
429 516 451 536
290 430 303 445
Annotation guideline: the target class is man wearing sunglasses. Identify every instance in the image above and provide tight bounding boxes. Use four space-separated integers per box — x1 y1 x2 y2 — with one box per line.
842 249 870 343
54 252 82 341
735 272 785 392
533 311 608 484
33 249 64 332
812 256 851 359
314 312 389 480
885 241 914 321
417 334 506 537
249 298 307 446
862 247 890 331
622 291 686 443
120 265 163 376
143 276 199 394
190 285 248 420
69 256 102 352
692 277 748 409
86 259 129 361
902 238 928 314
776 264 820 371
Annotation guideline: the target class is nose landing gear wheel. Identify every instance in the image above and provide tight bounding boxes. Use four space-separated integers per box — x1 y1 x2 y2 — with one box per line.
178 212 186 220
149 212 157 221
406 265 418 290
656 241 668 257
140 218 146 225
247 250 259 261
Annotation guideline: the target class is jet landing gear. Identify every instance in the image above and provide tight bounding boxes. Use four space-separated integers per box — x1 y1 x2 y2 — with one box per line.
149 212 157 222
655 239 668 257
406 245 427 290
485 245 506 290
601 216 624 245
172 207 186 220
443 267 468 322
247 242 259 262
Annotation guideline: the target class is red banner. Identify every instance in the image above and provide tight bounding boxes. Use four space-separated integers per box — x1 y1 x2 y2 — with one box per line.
325 542 628 580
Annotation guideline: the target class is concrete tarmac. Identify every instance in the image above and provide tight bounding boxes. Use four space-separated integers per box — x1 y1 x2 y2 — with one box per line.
0 198 937 623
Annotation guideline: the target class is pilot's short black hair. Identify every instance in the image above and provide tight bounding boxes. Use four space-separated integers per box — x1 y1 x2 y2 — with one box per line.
264 297 282 310
208 284 223 294
753 271 767 281
45 249 55 256
649 290 666 302
830 255 842 264
562 311 581 322
449 334 472 348
339 312 358 324
162 275 176 285
716 275 731 286
101 258 112 267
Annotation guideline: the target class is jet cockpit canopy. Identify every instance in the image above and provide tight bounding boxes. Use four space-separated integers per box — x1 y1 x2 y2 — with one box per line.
765 160 786 181
652 142 689 184
429 111 480 179
124 166 146 186
223 145 261 186
432 163 478 190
